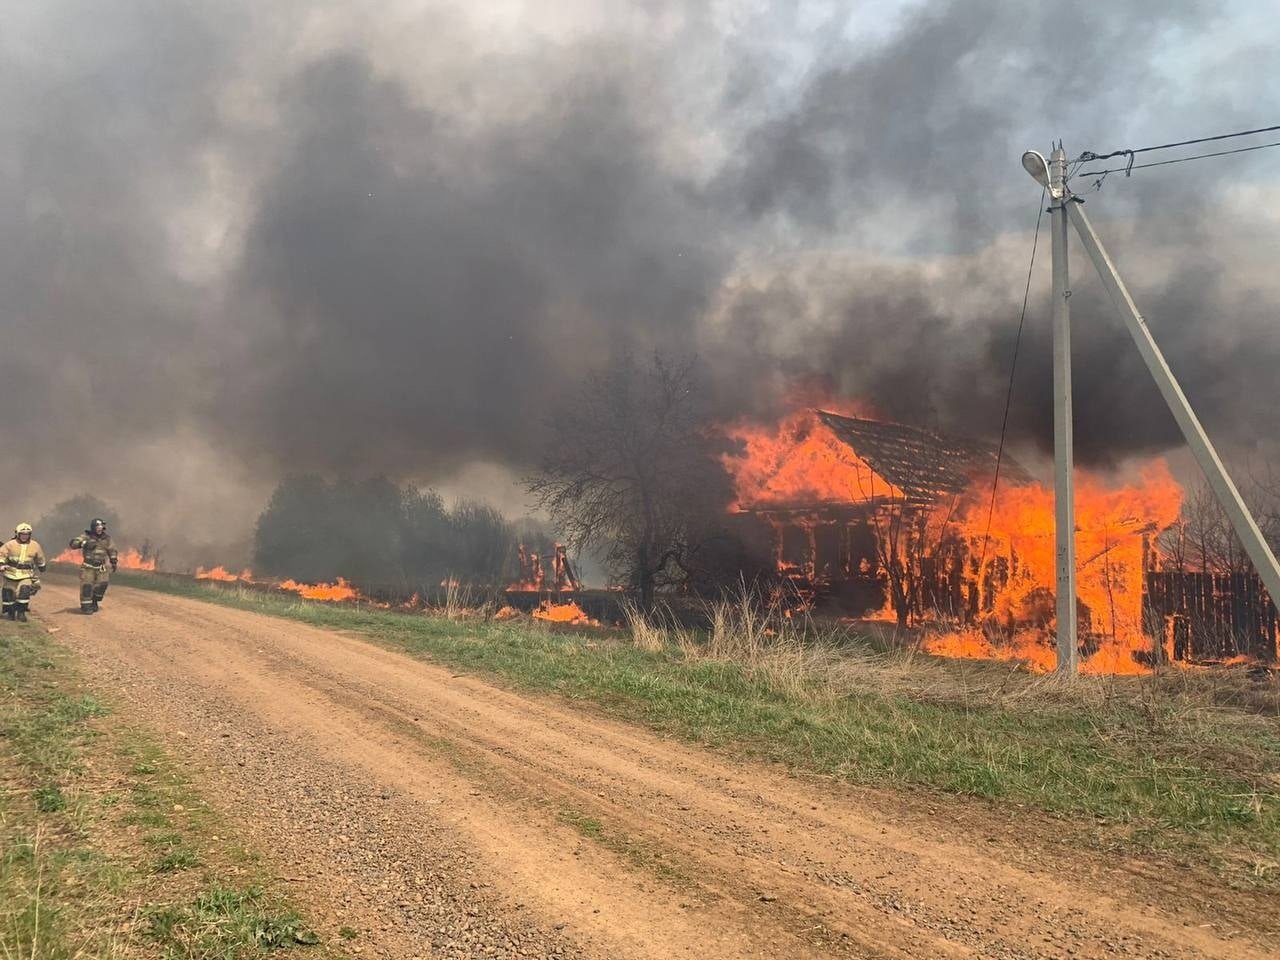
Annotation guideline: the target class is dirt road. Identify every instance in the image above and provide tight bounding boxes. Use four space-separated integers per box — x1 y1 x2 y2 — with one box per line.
32 576 1275 959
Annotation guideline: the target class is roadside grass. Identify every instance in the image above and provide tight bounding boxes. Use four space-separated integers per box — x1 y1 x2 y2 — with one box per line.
0 620 333 959
145 886 318 957
115 572 1280 883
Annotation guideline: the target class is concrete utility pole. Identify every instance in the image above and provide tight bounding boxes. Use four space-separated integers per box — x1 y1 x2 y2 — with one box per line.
1023 145 1079 673
1022 141 1280 672
1066 200 1280 612
1047 146 1079 674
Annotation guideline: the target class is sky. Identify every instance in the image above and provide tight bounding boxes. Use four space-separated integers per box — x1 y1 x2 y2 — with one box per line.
2 0 1277 562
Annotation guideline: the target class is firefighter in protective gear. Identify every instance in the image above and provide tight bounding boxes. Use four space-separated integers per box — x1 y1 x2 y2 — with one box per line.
2 523 47 622
69 518 117 614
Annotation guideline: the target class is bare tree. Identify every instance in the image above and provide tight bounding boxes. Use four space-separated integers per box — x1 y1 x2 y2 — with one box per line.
870 496 964 628
1157 506 1190 573
526 352 729 608
1157 483 1251 576
1247 456 1280 555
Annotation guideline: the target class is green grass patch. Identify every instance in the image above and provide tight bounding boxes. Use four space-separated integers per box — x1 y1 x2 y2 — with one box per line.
116 572 1280 881
146 885 319 956
146 831 188 847
154 846 202 874
33 783 67 813
560 809 605 840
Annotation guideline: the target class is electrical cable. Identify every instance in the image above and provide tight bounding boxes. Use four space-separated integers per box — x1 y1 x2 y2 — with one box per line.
978 186 1045 578
1073 138 1280 181
1075 123 1280 164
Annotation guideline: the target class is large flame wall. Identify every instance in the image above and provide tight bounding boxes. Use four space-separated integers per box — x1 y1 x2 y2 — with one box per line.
720 408 1187 674
932 459 1183 674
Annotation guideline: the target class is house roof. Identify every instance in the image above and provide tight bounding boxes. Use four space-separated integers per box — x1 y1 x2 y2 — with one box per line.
815 410 1031 503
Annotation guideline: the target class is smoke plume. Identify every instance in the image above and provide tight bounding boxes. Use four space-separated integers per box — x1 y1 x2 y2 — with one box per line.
2 0 1277 557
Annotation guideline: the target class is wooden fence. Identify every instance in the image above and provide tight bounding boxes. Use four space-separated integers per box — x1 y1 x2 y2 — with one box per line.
1144 571 1279 662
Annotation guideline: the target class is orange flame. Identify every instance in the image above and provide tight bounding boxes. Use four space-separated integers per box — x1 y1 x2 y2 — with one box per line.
506 542 579 593
196 565 377 604
118 548 158 571
194 564 380 605
920 627 1058 673
54 546 157 571
278 577 361 602
195 565 253 582
721 407 902 509
532 600 600 626
923 459 1183 675
720 402 1192 675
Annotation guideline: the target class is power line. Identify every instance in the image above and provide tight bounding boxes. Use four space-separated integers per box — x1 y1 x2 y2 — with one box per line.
1075 123 1280 164
978 186 1045 576
1073 138 1280 181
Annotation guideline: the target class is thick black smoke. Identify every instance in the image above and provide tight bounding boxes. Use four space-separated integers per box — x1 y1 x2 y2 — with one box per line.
218 51 723 475
1 0 1277 554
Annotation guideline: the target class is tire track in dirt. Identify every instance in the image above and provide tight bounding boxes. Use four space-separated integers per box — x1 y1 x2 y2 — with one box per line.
34 577 1276 960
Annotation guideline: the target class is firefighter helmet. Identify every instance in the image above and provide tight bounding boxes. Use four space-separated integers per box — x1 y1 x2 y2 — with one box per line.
90 518 107 533
15 523 33 536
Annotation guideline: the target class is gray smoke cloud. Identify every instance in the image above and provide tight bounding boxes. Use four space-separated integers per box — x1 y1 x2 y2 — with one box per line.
1 0 1277 557
706 0 1279 465
218 49 724 476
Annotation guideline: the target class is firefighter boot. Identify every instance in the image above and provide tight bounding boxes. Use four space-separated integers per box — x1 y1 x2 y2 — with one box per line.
16 609 27 622
80 583 94 614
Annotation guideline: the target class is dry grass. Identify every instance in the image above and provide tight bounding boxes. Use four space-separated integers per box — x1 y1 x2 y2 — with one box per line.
620 599 668 653
624 584 871 701
0 822 134 960
439 579 474 621
620 582 1280 722
429 579 512 623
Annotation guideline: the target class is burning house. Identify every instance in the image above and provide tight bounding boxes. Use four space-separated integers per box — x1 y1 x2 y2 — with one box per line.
723 408 1278 673
723 409 1031 618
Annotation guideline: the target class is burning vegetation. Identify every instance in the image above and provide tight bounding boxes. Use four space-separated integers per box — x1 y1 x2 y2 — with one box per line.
532 599 600 626
54 546 157 571
195 566 372 605
508 543 579 593
277 577 361 602
194 566 253 582
189 556 604 627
